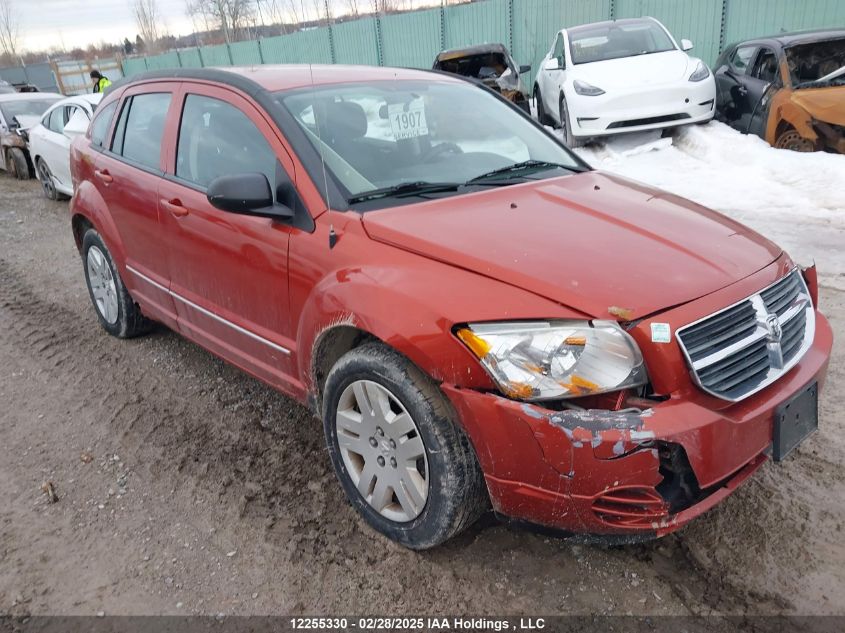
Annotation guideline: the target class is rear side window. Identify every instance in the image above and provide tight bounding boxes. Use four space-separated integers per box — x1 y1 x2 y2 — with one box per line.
47 108 64 133
176 94 276 189
90 101 117 148
751 48 778 83
111 93 171 170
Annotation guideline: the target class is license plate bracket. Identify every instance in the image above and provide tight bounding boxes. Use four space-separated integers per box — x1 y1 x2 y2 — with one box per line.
773 382 818 462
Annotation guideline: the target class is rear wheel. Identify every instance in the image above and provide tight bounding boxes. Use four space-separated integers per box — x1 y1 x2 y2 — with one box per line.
7 147 30 180
81 228 152 338
775 128 816 152
322 343 488 549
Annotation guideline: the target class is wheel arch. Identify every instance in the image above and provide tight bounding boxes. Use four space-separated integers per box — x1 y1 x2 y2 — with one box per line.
70 179 126 265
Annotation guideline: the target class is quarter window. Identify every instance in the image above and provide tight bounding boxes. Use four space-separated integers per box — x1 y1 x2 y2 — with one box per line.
47 108 65 133
176 94 276 190
552 33 565 63
90 101 117 148
111 93 171 170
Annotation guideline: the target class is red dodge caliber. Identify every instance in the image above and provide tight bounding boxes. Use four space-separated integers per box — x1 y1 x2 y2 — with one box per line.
69 66 832 549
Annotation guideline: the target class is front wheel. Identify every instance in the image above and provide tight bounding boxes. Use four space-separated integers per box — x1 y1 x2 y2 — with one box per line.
8 147 30 180
322 343 488 549
559 95 584 148
81 228 152 338
775 128 816 152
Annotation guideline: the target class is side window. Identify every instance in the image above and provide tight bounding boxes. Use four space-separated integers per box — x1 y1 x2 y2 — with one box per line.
47 108 64 133
729 45 756 73
110 93 171 170
751 48 778 83
90 101 117 148
176 94 277 190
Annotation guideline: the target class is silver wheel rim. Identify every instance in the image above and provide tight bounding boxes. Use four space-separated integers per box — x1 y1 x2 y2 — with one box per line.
87 246 119 325
336 380 429 523
38 161 55 198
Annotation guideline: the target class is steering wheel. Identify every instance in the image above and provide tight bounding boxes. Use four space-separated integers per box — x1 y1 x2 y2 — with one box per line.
422 142 463 163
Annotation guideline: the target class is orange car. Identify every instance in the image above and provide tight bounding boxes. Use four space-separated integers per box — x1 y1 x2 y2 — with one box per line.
714 29 845 153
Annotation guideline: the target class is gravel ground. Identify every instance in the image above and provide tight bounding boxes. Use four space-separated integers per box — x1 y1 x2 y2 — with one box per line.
1 134 844 619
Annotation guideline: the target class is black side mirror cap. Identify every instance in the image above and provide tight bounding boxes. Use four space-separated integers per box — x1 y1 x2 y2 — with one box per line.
519 64 531 74
207 172 293 220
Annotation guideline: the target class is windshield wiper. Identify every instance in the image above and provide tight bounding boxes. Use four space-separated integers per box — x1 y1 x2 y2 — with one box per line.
347 181 462 204
466 160 584 184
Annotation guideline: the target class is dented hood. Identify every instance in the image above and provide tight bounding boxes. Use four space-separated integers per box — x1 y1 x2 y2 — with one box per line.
362 172 782 320
790 86 845 126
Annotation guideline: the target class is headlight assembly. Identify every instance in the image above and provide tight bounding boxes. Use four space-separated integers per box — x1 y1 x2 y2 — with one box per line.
689 61 711 82
573 79 606 96
457 321 648 401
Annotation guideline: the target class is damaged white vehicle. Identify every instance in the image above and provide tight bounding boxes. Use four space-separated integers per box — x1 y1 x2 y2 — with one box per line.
534 17 716 146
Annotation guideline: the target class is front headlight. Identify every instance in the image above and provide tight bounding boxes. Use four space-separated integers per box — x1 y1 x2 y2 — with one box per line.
456 321 648 401
689 61 711 82
573 79 605 96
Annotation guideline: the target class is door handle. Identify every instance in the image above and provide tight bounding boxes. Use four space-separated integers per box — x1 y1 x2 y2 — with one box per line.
94 169 113 184
161 198 189 218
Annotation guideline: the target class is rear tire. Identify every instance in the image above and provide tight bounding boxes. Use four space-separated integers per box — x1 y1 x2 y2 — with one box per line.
322 343 488 549
81 228 152 338
8 147 30 180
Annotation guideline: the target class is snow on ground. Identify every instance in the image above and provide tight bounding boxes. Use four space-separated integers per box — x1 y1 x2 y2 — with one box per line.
568 121 845 292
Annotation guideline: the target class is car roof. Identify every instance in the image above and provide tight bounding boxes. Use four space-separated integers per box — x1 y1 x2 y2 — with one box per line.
0 92 63 102
114 64 463 94
729 28 845 48
45 93 102 110
435 43 510 60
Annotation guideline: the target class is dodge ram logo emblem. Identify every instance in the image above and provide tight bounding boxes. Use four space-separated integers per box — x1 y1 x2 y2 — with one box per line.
765 313 782 343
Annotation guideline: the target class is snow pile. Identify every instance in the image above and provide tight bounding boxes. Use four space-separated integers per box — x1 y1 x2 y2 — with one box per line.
572 122 845 290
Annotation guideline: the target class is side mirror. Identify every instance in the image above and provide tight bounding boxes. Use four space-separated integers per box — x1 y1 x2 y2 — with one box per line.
544 57 561 71
207 172 293 219
63 109 90 140
519 64 531 74
681 39 694 51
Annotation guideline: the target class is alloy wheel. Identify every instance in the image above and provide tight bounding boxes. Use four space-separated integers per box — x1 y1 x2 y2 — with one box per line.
87 245 119 324
335 379 428 522
38 161 56 199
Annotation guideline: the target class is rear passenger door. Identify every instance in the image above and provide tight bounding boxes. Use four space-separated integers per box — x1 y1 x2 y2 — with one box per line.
94 83 179 326
157 83 299 392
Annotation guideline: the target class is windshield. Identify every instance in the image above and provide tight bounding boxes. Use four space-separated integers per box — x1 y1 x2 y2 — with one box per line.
786 38 845 88
569 20 676 64
277 80 583 203
0 98 61 124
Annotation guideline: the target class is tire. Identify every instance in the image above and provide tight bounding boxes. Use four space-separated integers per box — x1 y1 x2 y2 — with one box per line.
559 94 584 148
8 147 30 180
81 228 152 338
36 158 63 201
322 343 488 549
534 84 553 127
774 128 816 152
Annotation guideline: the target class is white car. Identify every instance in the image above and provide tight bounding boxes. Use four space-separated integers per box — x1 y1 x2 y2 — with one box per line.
533 17 716 146
28 93 102 199
0 92 63 179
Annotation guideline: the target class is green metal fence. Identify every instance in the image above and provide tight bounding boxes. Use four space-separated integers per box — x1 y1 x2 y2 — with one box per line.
123 0 845 87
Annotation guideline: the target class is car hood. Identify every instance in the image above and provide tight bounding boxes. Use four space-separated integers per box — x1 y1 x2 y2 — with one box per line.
569 50 692 88
790 86 845 126
361 172 782 320
14 114 41 130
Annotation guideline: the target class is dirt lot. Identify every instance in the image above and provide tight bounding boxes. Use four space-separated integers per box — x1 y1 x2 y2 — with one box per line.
1 163 844 618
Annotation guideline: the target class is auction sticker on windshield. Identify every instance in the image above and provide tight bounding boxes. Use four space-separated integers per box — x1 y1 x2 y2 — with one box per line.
388 100 428 140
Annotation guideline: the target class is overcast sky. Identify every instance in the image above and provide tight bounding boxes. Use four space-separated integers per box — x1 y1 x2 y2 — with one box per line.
21 1 434 54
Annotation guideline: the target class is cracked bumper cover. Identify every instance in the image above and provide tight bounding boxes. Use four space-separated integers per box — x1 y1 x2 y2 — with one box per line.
442 310 832 537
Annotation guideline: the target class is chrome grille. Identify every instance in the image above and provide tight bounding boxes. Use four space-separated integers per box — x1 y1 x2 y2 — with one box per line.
676 270 815 401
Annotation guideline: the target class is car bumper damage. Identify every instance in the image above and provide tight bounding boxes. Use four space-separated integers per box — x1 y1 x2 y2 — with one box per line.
442 307 832 540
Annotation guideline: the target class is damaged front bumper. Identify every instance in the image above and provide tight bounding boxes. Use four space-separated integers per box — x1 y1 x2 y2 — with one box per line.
442 309 832 539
